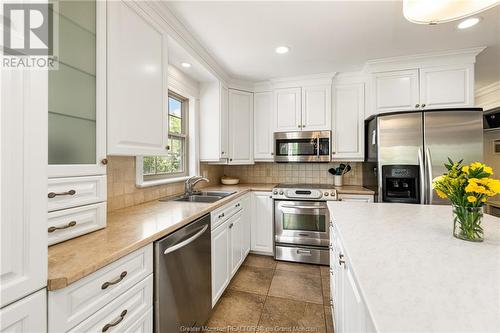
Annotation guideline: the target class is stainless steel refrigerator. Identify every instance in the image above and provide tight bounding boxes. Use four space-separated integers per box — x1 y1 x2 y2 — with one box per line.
364 109 483 205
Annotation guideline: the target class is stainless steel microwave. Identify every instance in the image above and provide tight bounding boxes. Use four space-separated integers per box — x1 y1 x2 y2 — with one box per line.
274 131 331 162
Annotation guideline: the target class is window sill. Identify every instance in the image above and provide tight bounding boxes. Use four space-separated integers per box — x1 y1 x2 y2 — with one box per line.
136 176 190 188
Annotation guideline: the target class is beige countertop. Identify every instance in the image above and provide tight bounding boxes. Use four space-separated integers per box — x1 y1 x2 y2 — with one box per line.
48 184 274 291
47 182 373 291
334 185 375 195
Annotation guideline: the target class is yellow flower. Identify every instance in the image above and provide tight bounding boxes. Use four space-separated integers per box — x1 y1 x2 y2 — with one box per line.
462 166 469 173
467 196 477 203
470 162 483 170
484 166 493 175
436 189 447 199
481 198 487 203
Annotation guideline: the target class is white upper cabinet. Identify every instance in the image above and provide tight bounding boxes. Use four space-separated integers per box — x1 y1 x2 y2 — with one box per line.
419 64 473 109
228 89 254 165
1 67 47 308
274 87 302 132
254 92 274 161
200 82 228 162
107 1 169 156
332 82 365 161
48 0 106 177
371 69 420 115
367 49 481 118
302 85 331 131
220 84 230 159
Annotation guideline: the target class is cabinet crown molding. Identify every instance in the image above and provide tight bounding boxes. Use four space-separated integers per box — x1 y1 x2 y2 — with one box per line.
475 80 500 111
364 46 486 73
270 72 337 89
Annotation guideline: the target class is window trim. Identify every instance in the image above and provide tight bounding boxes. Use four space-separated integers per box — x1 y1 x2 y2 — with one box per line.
136 90 193 188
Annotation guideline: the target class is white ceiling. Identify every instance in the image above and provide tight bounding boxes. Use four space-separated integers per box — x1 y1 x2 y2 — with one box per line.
165 1 500 88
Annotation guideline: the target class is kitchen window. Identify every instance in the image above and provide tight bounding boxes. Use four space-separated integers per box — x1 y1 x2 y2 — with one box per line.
140 92 189 183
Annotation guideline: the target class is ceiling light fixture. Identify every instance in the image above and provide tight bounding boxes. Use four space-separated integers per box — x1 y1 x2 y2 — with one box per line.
457 17 481 29
181 62 191 68
275 46 290 54
403 0 500 25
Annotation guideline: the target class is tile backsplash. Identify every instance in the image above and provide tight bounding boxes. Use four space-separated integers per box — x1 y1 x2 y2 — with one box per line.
223 162 363 186
107 158 363 212
107 157 224 212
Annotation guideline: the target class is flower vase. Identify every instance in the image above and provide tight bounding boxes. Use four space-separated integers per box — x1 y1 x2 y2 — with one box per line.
452 205 484 242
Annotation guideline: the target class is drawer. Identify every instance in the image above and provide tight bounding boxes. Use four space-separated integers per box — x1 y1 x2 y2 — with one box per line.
47 202 107 245
67 275 153 333
48 245 153 332
211 197 243 230
48 176 106 212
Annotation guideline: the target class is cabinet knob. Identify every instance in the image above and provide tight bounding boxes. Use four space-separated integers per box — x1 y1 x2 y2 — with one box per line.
339 253 345 266
101 158 108 165
297 125 301 128
415 104 420 108
166 145 170 151
230 158 233 162
421 103 426 108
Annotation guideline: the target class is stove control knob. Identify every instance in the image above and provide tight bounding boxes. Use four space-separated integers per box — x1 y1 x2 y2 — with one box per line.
273 190 278 195
324 192 329 196
279 191 284 195
330 192 336 197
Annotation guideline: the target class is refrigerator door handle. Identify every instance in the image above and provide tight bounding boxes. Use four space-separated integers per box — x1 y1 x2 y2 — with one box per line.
425 147 433 204
418 148 426 205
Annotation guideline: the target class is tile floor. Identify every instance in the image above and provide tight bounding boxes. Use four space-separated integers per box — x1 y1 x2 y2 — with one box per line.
205 254 334 332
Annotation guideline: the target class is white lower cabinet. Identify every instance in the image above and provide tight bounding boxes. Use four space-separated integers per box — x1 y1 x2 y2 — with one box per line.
241 194 252 257
331 221 375 333
251 192 274 255
0 289 47 333
211 219 231 306
338 194 374 203
48 245 153 333
229 211 244 276
210 194 252 306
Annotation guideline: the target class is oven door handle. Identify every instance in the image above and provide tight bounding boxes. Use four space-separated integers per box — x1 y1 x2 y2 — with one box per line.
280 205 327 210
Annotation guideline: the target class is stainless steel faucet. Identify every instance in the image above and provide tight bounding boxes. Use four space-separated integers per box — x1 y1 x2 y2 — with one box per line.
184 176 209 195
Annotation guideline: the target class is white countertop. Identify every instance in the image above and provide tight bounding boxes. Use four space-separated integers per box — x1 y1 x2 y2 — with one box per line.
327 202 500 333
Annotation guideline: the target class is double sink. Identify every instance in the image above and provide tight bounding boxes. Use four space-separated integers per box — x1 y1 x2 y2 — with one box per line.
160 190 236 203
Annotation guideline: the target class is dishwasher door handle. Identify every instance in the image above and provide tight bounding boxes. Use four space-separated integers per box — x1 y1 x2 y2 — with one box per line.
164 225 208 255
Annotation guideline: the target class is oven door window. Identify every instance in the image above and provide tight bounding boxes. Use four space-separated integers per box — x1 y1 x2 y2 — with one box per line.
282 212 326 232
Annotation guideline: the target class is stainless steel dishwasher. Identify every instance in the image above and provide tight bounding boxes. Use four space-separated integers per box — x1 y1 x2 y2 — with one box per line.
154 213 211 332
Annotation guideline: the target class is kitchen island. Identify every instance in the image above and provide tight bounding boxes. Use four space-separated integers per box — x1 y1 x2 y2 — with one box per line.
328 202 500 333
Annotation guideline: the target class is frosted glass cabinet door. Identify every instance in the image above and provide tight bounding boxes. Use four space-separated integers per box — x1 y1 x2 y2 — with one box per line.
48 0 106 177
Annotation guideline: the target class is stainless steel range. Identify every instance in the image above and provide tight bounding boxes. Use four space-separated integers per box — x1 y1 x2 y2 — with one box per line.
272 184 336 266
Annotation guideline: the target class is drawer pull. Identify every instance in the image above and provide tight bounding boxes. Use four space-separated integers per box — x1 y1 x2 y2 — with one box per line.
101 271 128 290
48 189 76 198
101 309 127 332
48 221 77 233
235 203 240 208
218 212 225 219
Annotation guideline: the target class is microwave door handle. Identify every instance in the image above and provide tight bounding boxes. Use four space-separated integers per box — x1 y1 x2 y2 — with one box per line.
316 136 320 159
